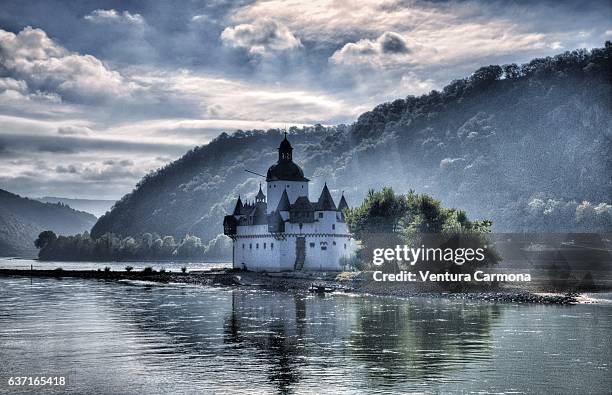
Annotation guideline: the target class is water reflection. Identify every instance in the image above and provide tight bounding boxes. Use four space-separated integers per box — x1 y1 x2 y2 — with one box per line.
217 291 501 392
351 299 501 384
0 277 610 394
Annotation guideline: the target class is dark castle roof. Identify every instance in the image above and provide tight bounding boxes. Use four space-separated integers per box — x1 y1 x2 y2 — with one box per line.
276 189 291 211
232 195 243 215
266 136 309 182
279 136 292 151
338 194 348 211
316 183 336 211
266 161 308 182
255 183 266 202
291 196 314 211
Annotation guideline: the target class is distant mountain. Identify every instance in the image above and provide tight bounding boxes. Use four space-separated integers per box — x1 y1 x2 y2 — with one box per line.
0 189 97 257
92 44 612 246
36 196 116 218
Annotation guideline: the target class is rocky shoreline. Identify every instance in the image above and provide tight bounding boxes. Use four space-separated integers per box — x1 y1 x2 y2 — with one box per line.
0 268 581 304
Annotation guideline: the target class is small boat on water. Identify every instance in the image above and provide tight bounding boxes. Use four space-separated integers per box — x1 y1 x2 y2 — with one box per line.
308 283 335 294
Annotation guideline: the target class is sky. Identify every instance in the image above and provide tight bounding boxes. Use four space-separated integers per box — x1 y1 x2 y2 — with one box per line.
0 0 610 200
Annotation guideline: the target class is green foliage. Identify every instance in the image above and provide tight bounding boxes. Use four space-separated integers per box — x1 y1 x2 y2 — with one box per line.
346 188 499 270
36 231 208 261
345 187 408 236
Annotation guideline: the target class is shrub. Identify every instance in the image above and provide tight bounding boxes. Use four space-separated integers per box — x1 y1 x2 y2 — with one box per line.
159 267 166 273
125 266 133 272
104 266 111 272
181 266 187 273
142 266 154 274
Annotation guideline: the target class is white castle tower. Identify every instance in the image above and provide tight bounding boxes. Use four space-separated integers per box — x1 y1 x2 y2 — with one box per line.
223 134 356 272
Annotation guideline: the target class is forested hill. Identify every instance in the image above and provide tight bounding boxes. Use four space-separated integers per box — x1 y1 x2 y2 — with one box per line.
0 189 97 257
92 43 612 247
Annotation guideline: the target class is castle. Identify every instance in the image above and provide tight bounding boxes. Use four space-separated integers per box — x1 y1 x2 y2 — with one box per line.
223 134 356 272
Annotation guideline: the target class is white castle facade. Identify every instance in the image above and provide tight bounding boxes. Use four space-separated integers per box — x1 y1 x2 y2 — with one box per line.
224 134 356 272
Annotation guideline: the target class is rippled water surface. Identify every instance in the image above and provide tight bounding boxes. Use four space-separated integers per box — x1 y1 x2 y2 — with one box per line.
0 276 610 394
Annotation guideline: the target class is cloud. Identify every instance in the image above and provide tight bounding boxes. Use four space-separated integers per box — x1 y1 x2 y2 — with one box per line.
38 144 75 154
84 9 145 26
221 19 301 54
0 1 609 200
0 27 138 104
81 162 140 181
56 164 78 174
440 157 466 170
330 32 413 65
103 159 134 166
57 126 91 135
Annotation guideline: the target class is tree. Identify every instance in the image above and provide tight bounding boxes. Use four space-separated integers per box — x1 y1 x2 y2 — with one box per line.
345 187 408 271
176 235 204 258
346 188 500 276
34 230 57 249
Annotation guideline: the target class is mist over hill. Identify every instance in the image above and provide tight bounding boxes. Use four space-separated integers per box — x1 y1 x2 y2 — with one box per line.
36 197 116 218
92 44 612 247
0 189 97 257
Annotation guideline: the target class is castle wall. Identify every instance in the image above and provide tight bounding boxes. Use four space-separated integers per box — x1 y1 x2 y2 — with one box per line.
233 209 355 272
233 234 281 271
301 234 354 271
266 181 308 214
234 233 354 272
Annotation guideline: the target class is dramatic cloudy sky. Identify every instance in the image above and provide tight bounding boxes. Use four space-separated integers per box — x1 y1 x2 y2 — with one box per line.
0 0 610 200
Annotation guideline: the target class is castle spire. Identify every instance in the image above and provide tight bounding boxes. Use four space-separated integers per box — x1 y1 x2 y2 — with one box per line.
316 182 336 211
276 188 291 211
256 183 266 203
233 195 243 215
278 133 293 162
338 192 348 212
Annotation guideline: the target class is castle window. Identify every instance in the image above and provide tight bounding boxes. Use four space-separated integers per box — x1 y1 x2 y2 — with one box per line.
256 243 259 249
321 246 327 251
309 242 315 248
344 244 347 249
333 241 336 246
287 184 290 188
242 244 245 249
271 243 274 249
249 243 252 249
318 213 323 219
332 224 335 230
264 242 266 249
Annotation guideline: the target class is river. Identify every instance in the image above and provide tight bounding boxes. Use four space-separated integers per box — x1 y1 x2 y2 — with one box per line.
0 275 610 394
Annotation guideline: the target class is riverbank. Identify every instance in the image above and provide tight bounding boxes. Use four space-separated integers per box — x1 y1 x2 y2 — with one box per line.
0 267 584 304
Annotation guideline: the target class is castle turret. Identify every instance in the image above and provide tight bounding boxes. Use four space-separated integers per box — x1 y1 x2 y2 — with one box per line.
255 183 266 203
265 134 309 213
